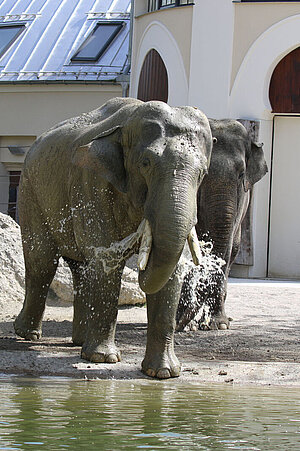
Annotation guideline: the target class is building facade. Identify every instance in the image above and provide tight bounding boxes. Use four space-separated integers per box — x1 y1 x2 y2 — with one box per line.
130 0 300 279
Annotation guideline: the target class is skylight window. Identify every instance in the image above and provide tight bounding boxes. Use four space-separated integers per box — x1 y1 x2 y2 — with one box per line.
71 21 124 62
0 24 25 58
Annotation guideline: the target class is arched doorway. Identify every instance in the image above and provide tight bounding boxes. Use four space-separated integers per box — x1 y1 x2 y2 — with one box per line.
269 46 300 113
268 47 300 278
137 49 168 103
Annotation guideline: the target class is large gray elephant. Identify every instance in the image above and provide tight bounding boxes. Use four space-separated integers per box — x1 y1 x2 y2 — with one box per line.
14 97 213 379
176 119 268 331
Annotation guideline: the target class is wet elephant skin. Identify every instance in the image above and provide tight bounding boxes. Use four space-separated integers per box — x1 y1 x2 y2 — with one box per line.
14 97 213 379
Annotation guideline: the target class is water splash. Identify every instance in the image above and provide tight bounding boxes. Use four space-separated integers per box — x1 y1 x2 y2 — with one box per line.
176 240 226 331
88 220 146 274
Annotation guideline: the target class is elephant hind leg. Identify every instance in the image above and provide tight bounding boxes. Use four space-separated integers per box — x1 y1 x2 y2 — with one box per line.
176 269 204 332
205 225 242 330
14 193 59 340
14 263 58 340
14 253 59 340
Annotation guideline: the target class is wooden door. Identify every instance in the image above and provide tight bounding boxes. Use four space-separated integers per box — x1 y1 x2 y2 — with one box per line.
137 49 168 103
269 47 300 114
268 116 300 278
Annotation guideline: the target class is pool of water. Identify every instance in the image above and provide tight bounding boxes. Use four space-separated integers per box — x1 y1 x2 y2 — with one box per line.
0 375 299 450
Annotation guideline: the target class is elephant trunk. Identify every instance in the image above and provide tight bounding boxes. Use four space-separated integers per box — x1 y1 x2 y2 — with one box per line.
138 176 198 294
199 185 237 262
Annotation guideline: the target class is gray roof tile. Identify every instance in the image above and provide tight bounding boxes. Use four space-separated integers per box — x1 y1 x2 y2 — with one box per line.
0 0 131 82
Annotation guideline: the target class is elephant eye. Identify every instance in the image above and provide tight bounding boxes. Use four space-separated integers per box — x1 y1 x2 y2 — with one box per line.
141 158 150 169
239 171 245 180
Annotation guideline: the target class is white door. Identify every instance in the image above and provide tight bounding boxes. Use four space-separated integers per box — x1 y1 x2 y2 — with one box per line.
268 116 300 279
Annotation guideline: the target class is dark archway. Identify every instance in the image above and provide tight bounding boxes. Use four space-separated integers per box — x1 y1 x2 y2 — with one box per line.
269 46 300 113
137 49 168 103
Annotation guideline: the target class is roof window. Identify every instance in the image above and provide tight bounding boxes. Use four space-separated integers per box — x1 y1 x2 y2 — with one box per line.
0 23 25 58
71 21 124 62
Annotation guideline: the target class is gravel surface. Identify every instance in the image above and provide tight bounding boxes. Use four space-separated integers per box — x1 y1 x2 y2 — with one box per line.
1 278 299 386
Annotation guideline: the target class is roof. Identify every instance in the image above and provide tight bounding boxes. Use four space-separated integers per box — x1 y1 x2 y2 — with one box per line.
0 0 131 83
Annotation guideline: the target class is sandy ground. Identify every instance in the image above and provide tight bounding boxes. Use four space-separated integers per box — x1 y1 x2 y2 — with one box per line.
0 278 299 386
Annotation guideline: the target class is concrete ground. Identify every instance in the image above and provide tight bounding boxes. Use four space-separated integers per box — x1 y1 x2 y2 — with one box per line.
0 278 299 386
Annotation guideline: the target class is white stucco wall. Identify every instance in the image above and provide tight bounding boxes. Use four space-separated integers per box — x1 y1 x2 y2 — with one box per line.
130 21 188 106
130 2 300 278
130 18 190 106
229 14 300 278
230 14 300 121
188 0 234 118
231 2 300 89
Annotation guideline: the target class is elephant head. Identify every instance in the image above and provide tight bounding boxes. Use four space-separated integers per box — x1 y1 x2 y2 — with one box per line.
74 99 213 294
198 119 268 263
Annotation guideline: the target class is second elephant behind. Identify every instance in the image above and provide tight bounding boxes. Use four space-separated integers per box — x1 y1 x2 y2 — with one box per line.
176 119 268 331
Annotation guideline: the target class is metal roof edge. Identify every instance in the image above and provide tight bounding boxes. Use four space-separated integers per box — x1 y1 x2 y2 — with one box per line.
0 79 120 85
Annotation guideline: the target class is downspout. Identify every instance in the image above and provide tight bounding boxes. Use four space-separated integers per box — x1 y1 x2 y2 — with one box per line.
128 0 134 73
116 0 134 97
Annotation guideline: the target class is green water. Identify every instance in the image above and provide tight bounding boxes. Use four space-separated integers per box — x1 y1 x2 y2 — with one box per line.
0 376 299 450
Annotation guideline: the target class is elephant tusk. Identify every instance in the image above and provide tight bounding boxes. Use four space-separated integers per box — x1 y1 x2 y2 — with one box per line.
187 227 202 266
138 219 152 271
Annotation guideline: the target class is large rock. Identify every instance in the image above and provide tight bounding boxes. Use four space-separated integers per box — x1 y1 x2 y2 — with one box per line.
119 257 146 305
0 213 25 308
0 213 145 307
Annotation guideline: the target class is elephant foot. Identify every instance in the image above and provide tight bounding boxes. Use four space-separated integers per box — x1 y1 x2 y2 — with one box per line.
199 312 232 331
72 329 87 346
72 318 89 346
142 350 181 379
14 312 42 340
81 342 121 364
72 337 84 346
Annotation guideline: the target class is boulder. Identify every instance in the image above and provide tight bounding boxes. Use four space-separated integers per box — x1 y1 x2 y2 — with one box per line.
0 213 25 308
119 257 146 305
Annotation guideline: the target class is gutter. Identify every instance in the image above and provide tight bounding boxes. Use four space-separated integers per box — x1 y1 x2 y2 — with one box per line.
0 79 120 85
128 0 134 72
114 0 134 97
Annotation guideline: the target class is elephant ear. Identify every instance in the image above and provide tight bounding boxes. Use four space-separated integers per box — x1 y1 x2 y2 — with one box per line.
73 126 127 193
244 141 268 192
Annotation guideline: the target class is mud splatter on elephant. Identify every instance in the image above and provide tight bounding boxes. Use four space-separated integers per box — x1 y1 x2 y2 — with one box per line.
14 97 213 379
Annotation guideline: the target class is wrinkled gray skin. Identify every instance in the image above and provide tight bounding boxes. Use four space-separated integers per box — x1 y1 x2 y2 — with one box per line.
176 119 268 331
14 97 213 379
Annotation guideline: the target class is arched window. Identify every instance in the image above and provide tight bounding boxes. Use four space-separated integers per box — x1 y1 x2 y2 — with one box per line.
269 47 300 113
137 49 168 103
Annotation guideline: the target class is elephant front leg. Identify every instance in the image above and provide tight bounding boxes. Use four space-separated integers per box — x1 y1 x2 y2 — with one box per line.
80 265 124 364
142 270 182 379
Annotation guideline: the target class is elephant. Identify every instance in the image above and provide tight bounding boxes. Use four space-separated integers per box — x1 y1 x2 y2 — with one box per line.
176 119 268 331
14 97 213 379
